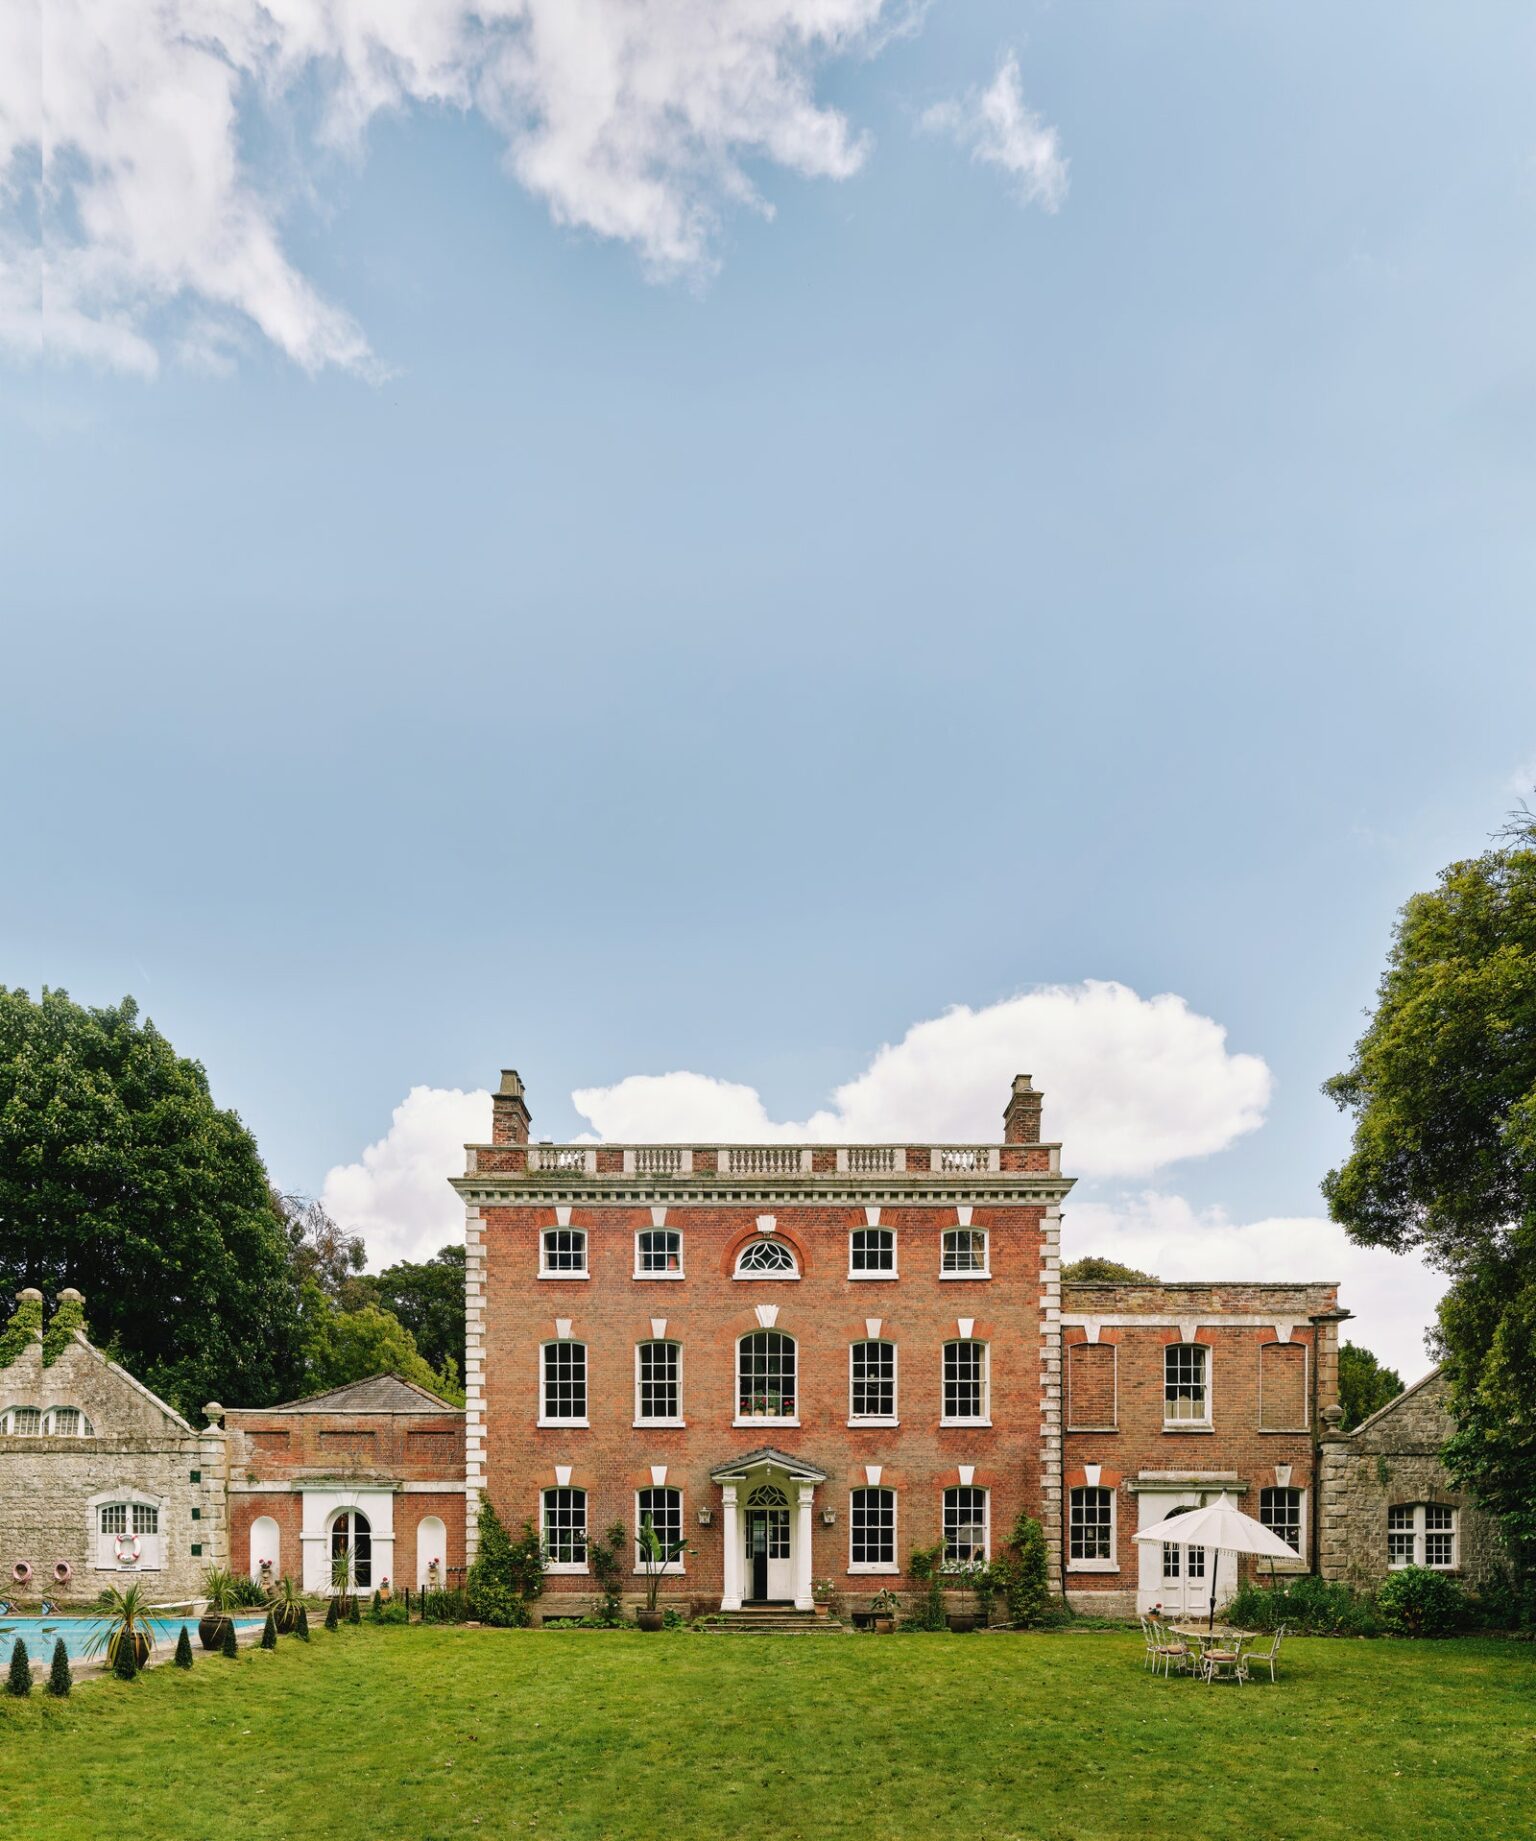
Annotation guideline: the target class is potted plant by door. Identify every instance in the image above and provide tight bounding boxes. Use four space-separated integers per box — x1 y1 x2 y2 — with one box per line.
88 1582 156 1670
330 1550 355 1622
870 1587 900 1634
198 1568 239 1651
635 1512 691 1630
270 1574 305 1634
811 1579 835 1619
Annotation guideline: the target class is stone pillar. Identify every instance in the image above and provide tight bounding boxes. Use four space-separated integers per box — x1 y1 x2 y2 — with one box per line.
199 1402 229 1574
794 1483 815 1610
721 1485 741 1610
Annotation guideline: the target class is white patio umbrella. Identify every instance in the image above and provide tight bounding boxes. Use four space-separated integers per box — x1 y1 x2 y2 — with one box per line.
1132 1492 1298 1630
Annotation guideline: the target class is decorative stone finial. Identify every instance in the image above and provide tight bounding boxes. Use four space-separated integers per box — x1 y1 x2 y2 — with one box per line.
203 1401 225 1427
1321 1403 1344 1433
57 1287 84 1305
16 1288 43 1304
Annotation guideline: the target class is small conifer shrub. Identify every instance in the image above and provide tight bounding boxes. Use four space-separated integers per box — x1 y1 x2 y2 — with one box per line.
296 1604 310 1641
7 1638 31 1696
260 1610 277 1650
48 1638 71 1696
220 1618 238 1659
174 1626 194 1670
346 1595 361 1626
324 1597 340 1631
112 1634 138 1681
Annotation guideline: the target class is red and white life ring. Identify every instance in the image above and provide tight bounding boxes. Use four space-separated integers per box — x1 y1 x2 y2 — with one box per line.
53 1560 73 1586
113 1532 141 1565
11 1560 32 1585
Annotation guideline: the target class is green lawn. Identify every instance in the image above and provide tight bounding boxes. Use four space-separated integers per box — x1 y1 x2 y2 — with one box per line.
2 1625 1531 1840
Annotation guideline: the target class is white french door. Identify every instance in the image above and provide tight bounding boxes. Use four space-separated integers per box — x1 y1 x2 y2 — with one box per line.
1137 1492 1211 1618
744 1481 793 1601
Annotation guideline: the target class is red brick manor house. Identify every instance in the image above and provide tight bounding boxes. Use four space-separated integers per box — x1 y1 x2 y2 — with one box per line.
452 1070 1352 1620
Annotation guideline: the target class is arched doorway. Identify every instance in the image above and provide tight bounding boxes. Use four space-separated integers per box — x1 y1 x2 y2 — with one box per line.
744 1482 791 1602
330 1508 372 1591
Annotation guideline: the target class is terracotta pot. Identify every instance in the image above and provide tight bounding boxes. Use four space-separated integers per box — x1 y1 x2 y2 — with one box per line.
109 1628 153 1668
198 1613 232 1652
873 1615 895 1634
812 1601 831 1618
636 1609 665 1631
272 1603 302 1634
946 1613 978 1634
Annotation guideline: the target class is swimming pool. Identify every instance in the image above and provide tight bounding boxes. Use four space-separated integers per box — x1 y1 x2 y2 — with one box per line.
0 1613 266 1664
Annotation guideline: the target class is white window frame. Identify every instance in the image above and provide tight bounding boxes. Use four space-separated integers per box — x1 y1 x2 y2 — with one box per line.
1 1405 42 1435
939 1228 990 1279
848 1227 898 1281
539 1228 589 1280
1067 1485 1117 1573
541 1486 590 1574
732 1240 801 1281
941 1486 991 1569
633 1228 685 1280
89 1486 166 1572
633 1486 686 1575
1258 1485 1307 1558
940 1339 991 1427
42 1406 93 1436
847 1339 899 1427
634 1339 684 1427
1163 1342 1212 1429
848 1486 899 1574
538 1340 590 1427
734 1330 799 1428
1387 1502 1459 1571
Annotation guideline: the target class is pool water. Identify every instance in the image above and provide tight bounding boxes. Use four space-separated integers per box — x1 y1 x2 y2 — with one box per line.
0 1613 266 1664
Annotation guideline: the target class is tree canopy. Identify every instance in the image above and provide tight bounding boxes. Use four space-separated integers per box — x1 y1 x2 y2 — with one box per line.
1061 1256 1158 1283
1336 1340 1403 1430
1324 813 1536 1575
349 1245 465 1383
0 987 303 1413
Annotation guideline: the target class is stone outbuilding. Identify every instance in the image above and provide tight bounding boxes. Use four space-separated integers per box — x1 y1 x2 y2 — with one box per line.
0 1289 228 1603
1319 1368 1505 1591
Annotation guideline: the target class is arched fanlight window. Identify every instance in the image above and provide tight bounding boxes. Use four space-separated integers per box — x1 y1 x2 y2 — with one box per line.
734 1240 799 1278
1 1405 42 1435
43 1406 93 1436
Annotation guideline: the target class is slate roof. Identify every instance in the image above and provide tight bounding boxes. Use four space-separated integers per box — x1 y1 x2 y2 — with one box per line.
262 1373 462 1415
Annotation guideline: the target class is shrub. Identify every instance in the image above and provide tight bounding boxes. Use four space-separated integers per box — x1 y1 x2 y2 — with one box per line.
371 1599 409 1625
1225 1574 1381 1637
1377 1566 1467 1638
905 1543 948 1630
1467 1566 1536 1633
7 1639 31 1697
220 1619 238 1658
588 1523 628 1627
173 1626 193 1670
997 1513 1051 1628
112 1633 138 1681
324 1598 339 1631
296 1605 311 1642
260 1611 277 1650
468 1495 545 1627
48 1638 71 1696
230 1575 268 1608
421 1587 472 1624
346 1595 361 1626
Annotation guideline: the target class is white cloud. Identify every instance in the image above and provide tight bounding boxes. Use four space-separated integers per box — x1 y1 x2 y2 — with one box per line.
0 0 893 375
321 1084 490 1270
575 981 1271 1177
1065 1191 1444 1382
922 49 1067 212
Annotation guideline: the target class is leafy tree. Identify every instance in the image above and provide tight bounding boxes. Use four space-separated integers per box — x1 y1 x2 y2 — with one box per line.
1337 1340 1404 1430
350 1245 466 1381
297 1282 463 1405
1061 1257 1158 1283
0 988 304 1413
275 1190 366 1301
1324 812 1536 1579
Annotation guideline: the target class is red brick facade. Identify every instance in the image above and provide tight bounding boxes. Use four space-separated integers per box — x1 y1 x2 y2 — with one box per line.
458 1071 1347 1620
226 1376 465 1595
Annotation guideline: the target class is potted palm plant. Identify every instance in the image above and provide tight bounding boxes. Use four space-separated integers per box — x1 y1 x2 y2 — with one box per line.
330 1550 355 1620
634 1512 690 1630
87 1582 157 1671
870 1587 900 1634
270 1574 305 1634
198 1567 239 1652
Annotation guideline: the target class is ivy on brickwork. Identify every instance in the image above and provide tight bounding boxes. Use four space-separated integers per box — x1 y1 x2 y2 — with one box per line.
0 1293 43 1371
41 1293 88 1367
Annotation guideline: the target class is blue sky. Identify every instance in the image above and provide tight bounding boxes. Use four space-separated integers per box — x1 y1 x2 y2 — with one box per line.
4 2 1535 1374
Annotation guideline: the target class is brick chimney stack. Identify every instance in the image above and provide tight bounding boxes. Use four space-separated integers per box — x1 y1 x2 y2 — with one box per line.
491 1070 531 1146
1002 1074 1043 1144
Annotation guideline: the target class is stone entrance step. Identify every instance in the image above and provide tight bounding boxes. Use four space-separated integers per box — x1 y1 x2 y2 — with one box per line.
705 1609 843 1633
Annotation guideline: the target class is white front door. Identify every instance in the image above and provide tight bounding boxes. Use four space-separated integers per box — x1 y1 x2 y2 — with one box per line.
1137 1492 1211 1618
744 1480 794 1601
